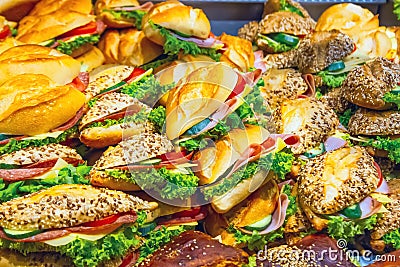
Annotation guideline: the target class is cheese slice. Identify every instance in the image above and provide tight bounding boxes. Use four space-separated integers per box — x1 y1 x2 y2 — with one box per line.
370 193 393 204
166 222 198 231
131 69 153 83
43 232 108 246
22 131 64 141
31 158 69 180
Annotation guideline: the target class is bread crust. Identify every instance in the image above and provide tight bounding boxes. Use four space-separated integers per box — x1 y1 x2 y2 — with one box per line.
258 11 314 36
75 46 105 72
219 33 254 72
95 0 141 28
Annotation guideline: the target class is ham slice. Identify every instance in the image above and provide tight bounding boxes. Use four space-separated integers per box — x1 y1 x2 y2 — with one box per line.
169 32 224 49
51 106 87 132
375 178 390 194
324 136 347 152
0 213 137 243
253 51 267 73
0 167 53 182
158 210 207 226
302 74 316 97
240 193 289 235
111 2 153 11
26 158 83 168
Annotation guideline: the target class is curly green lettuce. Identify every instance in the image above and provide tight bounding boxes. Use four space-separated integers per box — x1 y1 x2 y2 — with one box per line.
394 0 400 20
0 164 91 202
383 228 400 249
0 211 147 267
104 9 146 29
0 127 78 156
257 34 294 53
271 150 295 180
361 137 400 164
120 75 174 105
317 70 348 88
85 109 149 129
56 35 100 55
150 21 221 61
148 106 166 132
327 214 378 241
87 97 98 108
338 108 355 128
382 92 400 109
105 167 199 200
279 0 304 17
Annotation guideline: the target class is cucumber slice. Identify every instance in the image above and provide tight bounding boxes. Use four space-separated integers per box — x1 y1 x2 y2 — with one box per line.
268 33 299 47
98 81 126 95
138 222 156 236
3 228 43 239
391 85 400 95
0 134 10 141
244 215 272 231
340 203 361 219
326 61 345 72
185 118 211 136
38 39 55 47
174 30 192 38
138 158 162 165
304 143 325 158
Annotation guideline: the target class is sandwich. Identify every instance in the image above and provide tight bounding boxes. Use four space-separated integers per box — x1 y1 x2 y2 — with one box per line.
141 1 224 62
237 21 259 44
347 109 400 164
0 16 16 41
342 57 400 111
165 63 262 148
16 0 106 57
204 179 299 252
0 0 40 22
256 11 314 54
0 143 91 203
295 30 355 74
0 184 158 267
218 33 254 72
262 0 313 19
257 68 313 110
370 179 400 253
98 28 163 66
78 91 156 148
298 146 388 241
95 0 153 29
0 44 84 85
89 132 199 201
196 125 299 213
137 230 249 266
272 97 339 154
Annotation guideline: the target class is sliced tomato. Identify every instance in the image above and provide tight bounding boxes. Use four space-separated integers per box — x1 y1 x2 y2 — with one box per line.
70 76 86 92
174 207 201 218
124 68 146 84
373 161 383 187
226 74 246 100
60 21 97 38
352 43 357 53
82 214 120 227
120 253 134 267
157 150 188 162
0 25 11 40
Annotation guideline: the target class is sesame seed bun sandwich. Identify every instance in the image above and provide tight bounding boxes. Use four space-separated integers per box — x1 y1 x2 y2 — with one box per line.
95 0 153 29
16 0 106 57
262 0 313 19
272 97 339 155
165 63 262 150
141 1 224 62
195 124 300 214
256 11 314 54
89 132 199 201
98 28 163 66
298 146 390 241
203 179 301 252
0 184 158 267
137 230 249 267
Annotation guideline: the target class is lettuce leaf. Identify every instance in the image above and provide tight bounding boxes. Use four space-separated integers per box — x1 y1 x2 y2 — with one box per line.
105 167 199 200
148 106 166 132
150 21 221 61
0 127 77 156
141 54 178 71
85 108 149 129
317 71 348 88
361 137 400 164
244 256 257 267
327 214 378 241
104 9 146 29
382 91 400 109
0 164 91 202
56 35 100 55
137 226 187 264
0 211 147 267
394 0 400 20
120 75 174 105
338 108 355 128
271 150 295 180
257 34 294 53
282 184 297 217
383 228 400 249
279 0 304 17
87 97 98 108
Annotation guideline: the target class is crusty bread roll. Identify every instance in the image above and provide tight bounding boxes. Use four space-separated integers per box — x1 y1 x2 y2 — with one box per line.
0 0 40 21
228 125 270 154
17 0 94 43
0 37 23 54
165 63 238 140
142 0 210 46
98 28 163 66
90 170 142 191
0 44 81 85
75 46 105 72
0 74 85 136
259 11 314 36
219 33 254 72
95 0 141 28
